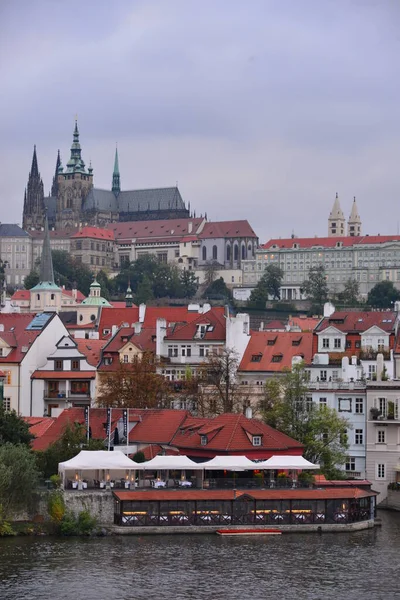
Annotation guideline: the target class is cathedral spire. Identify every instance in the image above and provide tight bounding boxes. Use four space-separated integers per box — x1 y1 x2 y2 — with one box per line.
112 146 121 196
31 145 39 177
22 146 45 231
39 210 55 284
51 150 61 197
328 192 345 237
348 196 361 236
66 118 86 173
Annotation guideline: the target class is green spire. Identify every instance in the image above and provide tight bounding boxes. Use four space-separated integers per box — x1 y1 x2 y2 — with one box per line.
39 210 55 284
112 146 121 196
66 118 86 174
125 280 133 308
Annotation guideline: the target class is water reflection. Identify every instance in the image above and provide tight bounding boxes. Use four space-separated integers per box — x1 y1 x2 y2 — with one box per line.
0 511 399 600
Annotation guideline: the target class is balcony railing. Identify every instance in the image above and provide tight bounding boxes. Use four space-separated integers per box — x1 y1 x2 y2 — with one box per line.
44 391 91 400
308 381 366 390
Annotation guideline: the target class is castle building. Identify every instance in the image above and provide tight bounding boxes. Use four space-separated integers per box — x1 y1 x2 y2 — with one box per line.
22 121 190 232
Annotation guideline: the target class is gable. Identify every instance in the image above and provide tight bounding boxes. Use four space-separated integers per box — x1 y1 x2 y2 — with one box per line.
317 326 345 337
361 326 388 336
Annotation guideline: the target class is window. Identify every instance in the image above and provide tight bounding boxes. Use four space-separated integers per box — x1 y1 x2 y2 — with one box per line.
332 370 339 381
37 294 40 301
377 338 385 351
345 457 355 472
355 429 363 445
226 245 231 261
377 463 385 479
355 398 364 414
306 397 313 411
212 245 217 261
202 246 207 261
234 245 239 261
272 354 283 363
252 436 262 446
51 293 55 300
200 435 208 446
322 338 329 348
168 345 178 358
319 397 327 408
181 345 192 357
0 394 11 412
123 355 128 363
377 397 387 417
339 398 352 412
368 365 376 379
334 338 341 349
251 353 262 363
55 360 63 371
76 241 82 250
377 430 386 444
320 370 327 381
71 360 80 371
199 345 209 358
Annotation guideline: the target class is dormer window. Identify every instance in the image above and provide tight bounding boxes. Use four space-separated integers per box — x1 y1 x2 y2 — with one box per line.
200 435 208 446
272 354 282 363
103 328 111 335
267 338 276 346
251 353 262 363
252 435 262 446
292 339 301 346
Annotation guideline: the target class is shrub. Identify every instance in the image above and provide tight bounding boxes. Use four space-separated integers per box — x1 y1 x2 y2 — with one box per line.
50 474 62 489
48 491 65 523
59 509 97 536
77 510 97 536
60 511 79 536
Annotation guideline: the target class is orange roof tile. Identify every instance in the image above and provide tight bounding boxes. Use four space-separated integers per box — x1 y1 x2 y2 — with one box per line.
262 235 400 250
199 220 258 239
315 311 397 334
11 290 30 301
107 218 204 243
75 339 107 367
31 371 96 379
0 313 54 364
239 331 313 372
71 226 114 240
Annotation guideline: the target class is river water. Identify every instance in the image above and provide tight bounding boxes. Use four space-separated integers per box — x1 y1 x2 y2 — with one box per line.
0 510 399 600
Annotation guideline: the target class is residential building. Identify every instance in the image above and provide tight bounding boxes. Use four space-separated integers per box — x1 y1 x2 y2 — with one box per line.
70 227 115 272
0 312 68 415
31 334 97 417
0 224 32 288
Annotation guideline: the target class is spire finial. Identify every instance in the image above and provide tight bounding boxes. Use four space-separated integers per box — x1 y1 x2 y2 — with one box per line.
335 192 338 199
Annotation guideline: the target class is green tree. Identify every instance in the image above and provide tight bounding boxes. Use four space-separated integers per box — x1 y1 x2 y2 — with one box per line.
24 270 40 290
135 274 154 305
132 451 146 463
0 406 34 446
367 281 400 309
260 364 350 478
95 270 115 301
35 423 104 479
338 278 360 306
179 270 198 298
249 264 284 303
204 277 232 300
302 265 329 313
0 444 40 519
203 260 219 287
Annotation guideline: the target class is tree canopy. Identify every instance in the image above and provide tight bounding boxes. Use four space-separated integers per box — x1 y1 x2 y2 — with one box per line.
336 278 360 307
0 406 34 446
367 280 400 309
260 363 350 478
203 277 232 300
249 264 284 304
25 249 94 295
302 265 329 314
0 443 40 519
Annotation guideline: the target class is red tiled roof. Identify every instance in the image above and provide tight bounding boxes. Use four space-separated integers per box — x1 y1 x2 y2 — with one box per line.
75 339 107 367
262 235 400 250
199 220 258 239
11 290 30 301
110 302 134 309
165 308 226 342
114 487 375 502
262 320 286 330
31 371 96 379
62 289 86 302
288 316 320 332
140 444 180 460
0 313 52 364
315 311 397 334
107 218 204 243
71 226 114 240
24 416 57 445
172 413 303 455
239 331 313 372
129 409 189 444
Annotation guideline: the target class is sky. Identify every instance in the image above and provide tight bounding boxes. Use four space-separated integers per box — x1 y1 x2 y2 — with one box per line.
1 0 399 243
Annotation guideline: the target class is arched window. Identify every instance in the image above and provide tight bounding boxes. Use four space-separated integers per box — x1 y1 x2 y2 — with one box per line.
212 245 218 261
226 245 231 261
51 293 55 300
37 294 40 301
202 246 207 261
234 244 239 261
241 244 246 259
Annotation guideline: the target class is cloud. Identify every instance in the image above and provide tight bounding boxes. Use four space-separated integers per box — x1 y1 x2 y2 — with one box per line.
0 0 399 243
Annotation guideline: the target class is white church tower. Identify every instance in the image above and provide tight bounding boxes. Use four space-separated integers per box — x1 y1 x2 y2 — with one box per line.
328 193 346 237
347 196 362 236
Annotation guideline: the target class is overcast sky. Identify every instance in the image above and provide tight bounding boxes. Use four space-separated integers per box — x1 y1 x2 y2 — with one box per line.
1 0 399 242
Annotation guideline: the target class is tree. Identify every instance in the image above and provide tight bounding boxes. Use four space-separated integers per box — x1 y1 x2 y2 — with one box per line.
0 406 34 446
35 422 104 479
179 270 198 298
302 265 329 313
338 278 360 306
52 250 93 295
24 270 40 290
203 260 219 287
135 275 154 305
204 277 232 300
368 281 400 309
0 443 40 519
249 264 284 304
197 348 250 415
97 352 170 409
259 363 350 478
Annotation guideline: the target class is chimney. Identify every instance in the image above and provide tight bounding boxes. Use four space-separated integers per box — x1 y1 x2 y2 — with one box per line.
245 406 253 419
111 325 118 336
133 322 142 335
188 222 193 234
139 303 146 323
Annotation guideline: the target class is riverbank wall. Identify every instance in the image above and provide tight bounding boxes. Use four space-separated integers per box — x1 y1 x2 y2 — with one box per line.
379 490 400 511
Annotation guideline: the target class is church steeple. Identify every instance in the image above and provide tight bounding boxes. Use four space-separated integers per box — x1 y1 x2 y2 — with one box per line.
22 145 45 231
39 210 55 284
51 150 61 197
347 196 362 237
65 119 87 174
125 280 133 308
328 192 345 237
112 146 121 196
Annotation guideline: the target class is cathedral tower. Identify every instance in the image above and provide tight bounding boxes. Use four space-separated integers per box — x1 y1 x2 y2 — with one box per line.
347 196 361 237
56 120 93 230
112 146 121 196
22 146 45 230
328 193 346 237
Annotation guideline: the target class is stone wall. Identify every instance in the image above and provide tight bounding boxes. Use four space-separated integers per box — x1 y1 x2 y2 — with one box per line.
380 490 400 511
63 491 114 524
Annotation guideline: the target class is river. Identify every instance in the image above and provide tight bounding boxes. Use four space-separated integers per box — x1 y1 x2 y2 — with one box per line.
0 510 399 600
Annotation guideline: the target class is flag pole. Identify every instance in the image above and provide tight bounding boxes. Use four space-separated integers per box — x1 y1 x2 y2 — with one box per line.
108 407 112 451
126 407 129 456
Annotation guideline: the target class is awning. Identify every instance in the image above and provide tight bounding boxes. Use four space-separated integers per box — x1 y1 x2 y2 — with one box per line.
256 455 320 470
58 450 139 472
141 455 204 471
201 455 257 471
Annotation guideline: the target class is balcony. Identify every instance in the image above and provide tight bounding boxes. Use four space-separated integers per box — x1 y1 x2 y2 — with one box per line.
44 391 91 400
308 380 366 391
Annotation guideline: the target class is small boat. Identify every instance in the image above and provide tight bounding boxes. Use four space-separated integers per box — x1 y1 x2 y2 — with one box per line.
216 528 282 536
